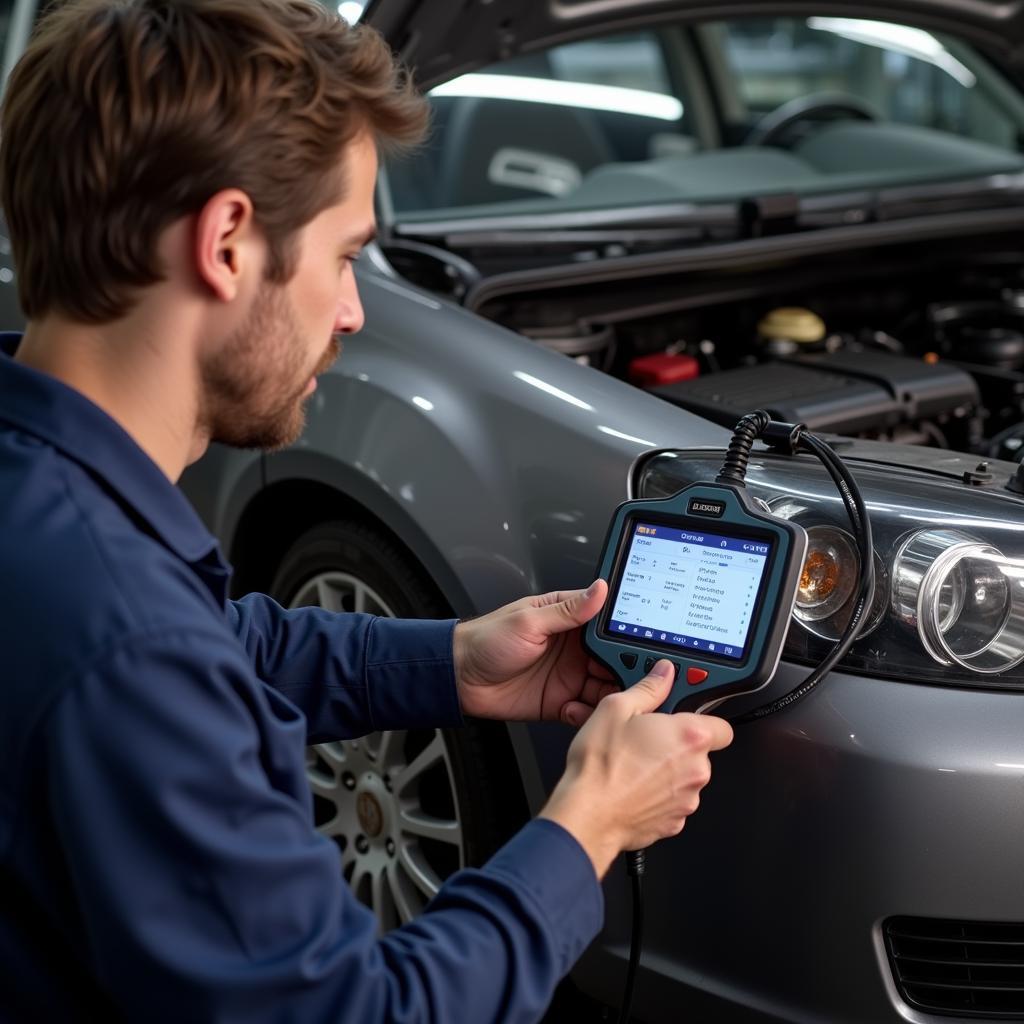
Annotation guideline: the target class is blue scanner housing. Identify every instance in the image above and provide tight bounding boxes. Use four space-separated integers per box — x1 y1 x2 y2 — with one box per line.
584 482 808 714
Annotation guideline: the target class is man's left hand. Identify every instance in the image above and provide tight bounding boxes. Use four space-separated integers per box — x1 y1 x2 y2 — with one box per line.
453 580 620 726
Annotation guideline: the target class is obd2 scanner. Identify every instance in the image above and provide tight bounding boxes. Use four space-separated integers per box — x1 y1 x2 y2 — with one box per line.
589 411 876 1024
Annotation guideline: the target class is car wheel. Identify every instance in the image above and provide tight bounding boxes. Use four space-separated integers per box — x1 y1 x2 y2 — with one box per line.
270 520 508 931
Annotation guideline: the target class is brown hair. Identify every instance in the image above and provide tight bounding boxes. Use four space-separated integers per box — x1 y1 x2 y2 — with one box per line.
0 0 428 322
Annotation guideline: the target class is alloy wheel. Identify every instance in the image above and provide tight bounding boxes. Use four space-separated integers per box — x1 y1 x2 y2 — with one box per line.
290 569 465 930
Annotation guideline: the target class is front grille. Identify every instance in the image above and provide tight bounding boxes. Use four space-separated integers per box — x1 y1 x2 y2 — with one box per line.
885 917 1024 1018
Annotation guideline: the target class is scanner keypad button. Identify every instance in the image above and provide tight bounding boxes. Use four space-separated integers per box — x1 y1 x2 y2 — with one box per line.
643 656 680 679
619 652 638 670
686 666 709 686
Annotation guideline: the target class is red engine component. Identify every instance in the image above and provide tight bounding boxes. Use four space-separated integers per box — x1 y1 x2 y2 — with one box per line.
628 353 700 387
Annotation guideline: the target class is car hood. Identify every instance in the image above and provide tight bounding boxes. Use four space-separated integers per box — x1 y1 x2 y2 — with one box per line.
363 0 1024 89
635 436 1024 503
812 435 1024 491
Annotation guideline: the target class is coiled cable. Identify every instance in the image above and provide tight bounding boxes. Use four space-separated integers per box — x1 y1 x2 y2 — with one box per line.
715 409 771 487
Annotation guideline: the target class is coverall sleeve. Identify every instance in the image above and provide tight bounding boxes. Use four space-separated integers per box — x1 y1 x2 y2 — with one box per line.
45 625 603 1024
226 593 463 739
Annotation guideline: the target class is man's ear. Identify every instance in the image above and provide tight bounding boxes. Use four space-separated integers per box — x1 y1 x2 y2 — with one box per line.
194 189 259 302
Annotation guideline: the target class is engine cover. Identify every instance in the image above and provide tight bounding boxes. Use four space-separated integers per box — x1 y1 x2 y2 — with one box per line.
652 352 978 437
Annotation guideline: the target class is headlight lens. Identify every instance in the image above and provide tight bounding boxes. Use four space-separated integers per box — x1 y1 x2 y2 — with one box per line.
772 507 887 641
796 526 857 622
893 529 1024 674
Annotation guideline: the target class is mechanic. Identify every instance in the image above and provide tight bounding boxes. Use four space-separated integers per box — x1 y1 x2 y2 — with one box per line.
0 0 733 1020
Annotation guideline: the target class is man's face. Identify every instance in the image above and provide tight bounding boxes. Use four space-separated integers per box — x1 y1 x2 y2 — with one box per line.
200 133 377 450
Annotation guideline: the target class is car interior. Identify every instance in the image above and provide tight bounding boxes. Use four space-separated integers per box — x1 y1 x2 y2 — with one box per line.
383 17 1024 219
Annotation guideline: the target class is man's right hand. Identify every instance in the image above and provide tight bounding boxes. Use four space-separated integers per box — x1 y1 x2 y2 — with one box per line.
539 659 734 878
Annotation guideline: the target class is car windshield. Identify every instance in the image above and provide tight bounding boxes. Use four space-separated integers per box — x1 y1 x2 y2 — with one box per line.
384 15 1024 231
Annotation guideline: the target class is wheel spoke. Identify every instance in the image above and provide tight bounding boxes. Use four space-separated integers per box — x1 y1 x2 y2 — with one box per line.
363 731 382 763
386 862 419 924
379 867 403 934
316 741 347 770
394 734 445 793
317 816 346 838
399 808 462 847
371 866 386 919
371 730 402 771
351 865 372 905
398 842 442 899
290 571 398 618
341 844 357 874
315 578 336 611
307 768 340 800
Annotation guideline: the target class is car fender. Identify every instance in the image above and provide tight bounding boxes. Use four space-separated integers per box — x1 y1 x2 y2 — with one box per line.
270 267 729 612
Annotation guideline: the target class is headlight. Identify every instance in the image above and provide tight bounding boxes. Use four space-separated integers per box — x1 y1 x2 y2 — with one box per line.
637 447 1024 691
893 529 1024 674
796 526 858 622
771 505 887 642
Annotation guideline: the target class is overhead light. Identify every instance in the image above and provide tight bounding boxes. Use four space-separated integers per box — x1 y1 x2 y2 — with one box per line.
807 17 976 88
430 74 683 122
337 1 366 24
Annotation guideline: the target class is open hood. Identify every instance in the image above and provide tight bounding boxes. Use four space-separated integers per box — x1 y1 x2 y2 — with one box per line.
362 0 1024 89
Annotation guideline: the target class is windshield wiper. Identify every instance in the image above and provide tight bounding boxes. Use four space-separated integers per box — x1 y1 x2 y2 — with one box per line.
797 171 1024 229
393 201 740 255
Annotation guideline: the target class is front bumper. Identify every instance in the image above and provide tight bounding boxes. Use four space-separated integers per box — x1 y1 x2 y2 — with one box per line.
560 660 1024 1023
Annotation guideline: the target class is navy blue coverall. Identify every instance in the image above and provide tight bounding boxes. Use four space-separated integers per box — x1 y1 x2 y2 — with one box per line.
0 335 602 1022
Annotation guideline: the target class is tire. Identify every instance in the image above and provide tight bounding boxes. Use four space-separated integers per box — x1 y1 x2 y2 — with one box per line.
270 520 514 931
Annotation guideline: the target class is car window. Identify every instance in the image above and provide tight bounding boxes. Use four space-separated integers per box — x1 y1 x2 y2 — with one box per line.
384 29 690 216
383 13 1024 227
714 16 1024 149
545 33 672 96
0 0 29 91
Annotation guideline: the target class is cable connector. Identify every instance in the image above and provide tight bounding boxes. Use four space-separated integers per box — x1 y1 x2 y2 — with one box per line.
625 849 646 877
761 420 807 455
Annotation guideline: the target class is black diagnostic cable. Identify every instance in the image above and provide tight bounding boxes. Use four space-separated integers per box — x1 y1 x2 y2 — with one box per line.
714 410 875 721
615 850 645 1024
615 410 874 1022
734 425 874 722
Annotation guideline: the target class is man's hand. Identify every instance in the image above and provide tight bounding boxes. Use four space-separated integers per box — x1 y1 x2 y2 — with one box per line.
453 580 620 724
541 662 734 878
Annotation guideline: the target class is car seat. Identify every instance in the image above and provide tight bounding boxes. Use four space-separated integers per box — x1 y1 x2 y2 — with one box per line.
436 93 614 208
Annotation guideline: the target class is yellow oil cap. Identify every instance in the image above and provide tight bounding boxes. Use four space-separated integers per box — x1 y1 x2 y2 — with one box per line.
758 307 827 345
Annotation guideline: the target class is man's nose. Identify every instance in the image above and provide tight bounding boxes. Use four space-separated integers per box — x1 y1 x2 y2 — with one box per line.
335 285 364 335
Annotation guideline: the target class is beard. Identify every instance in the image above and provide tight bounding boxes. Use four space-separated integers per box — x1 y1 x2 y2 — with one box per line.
200 285 339 451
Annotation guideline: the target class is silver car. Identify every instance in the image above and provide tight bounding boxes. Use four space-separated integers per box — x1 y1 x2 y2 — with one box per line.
5 0 1024 1020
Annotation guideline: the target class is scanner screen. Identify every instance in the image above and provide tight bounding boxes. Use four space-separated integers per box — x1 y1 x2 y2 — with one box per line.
605 520 773 661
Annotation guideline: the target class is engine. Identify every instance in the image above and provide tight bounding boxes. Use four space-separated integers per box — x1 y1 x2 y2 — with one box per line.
518 264 1024 459
647 309 982 451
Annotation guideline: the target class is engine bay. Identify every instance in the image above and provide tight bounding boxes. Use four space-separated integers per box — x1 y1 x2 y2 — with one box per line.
452 240 1024 460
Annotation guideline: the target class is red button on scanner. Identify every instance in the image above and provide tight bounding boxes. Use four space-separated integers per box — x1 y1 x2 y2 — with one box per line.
686 667 709 686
